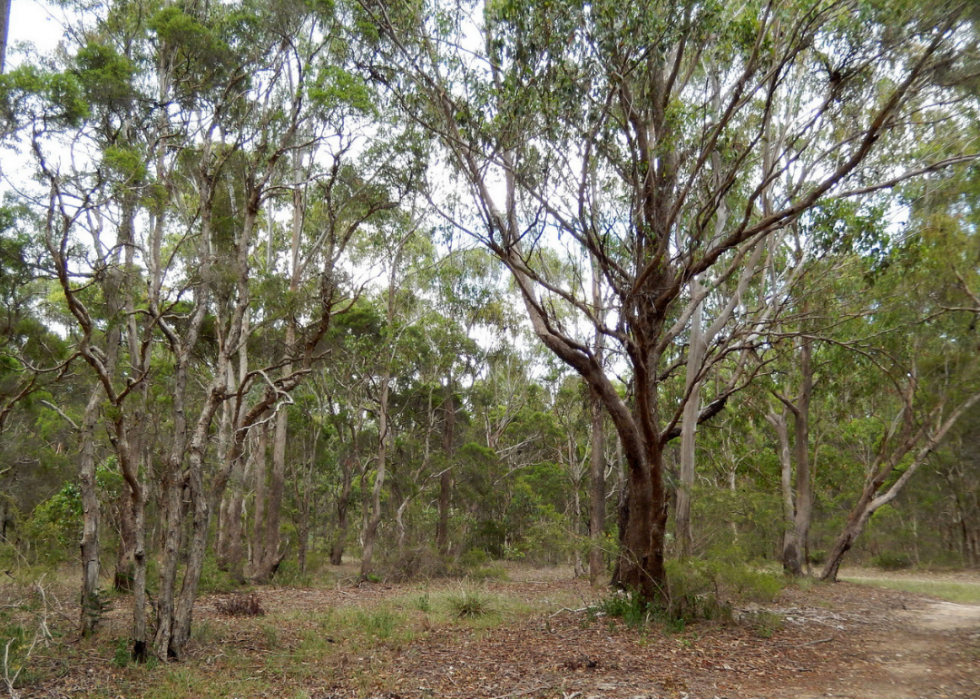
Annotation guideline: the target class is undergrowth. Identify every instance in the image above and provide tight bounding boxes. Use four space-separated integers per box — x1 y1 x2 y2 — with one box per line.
593 559 784 632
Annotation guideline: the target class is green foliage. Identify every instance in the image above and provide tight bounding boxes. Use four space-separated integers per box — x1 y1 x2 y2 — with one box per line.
73 41 135 110
197 556 244 594
112 637 131 669
22 482 81 559
309 66 375 115
598 590 657 630
871 552 913 571
0 65 90 128
597 555 783 631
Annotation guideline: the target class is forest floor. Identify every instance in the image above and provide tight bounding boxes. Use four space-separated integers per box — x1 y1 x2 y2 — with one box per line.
3 563 979 698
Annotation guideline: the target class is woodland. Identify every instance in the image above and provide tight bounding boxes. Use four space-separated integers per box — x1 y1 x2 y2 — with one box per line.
0 0 979 678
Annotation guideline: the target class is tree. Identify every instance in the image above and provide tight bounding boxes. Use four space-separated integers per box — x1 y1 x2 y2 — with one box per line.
362 0 977 602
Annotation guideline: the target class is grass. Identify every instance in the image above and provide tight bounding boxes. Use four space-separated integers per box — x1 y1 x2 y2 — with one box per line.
0 566 588 697
840 575 980 604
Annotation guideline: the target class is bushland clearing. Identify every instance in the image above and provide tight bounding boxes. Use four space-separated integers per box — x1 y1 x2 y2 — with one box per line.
1 564 977 698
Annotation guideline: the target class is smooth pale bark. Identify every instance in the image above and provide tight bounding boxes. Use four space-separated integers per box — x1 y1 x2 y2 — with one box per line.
361 368 390 577
675 285 703 560
588 265 606 584
437 379 454 556
588 386 606 584
767 330 815 577
766 407 799 574
0 0 9 75
791 334 814 575
78 387 102 637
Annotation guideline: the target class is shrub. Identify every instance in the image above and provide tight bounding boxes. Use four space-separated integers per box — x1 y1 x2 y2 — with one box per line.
872 552 912 571
382 547 450 582
593 558 783 631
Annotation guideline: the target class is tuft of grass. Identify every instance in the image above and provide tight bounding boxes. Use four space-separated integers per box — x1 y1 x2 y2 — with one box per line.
841 576 980 604
355 607 399 639
261 622 279 648
742 609 784 638
112 636 130 668
446 586 493 618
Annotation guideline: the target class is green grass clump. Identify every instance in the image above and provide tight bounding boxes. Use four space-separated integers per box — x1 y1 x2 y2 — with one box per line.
355 608 399 639
446 586 493 618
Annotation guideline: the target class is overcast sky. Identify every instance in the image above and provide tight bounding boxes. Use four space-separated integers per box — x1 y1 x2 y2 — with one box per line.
9 0 67 64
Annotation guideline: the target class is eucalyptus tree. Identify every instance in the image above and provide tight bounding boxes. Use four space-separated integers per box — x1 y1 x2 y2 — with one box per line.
361 0 977 601
817 169 980 580
145 0 404 656
2 0 404 659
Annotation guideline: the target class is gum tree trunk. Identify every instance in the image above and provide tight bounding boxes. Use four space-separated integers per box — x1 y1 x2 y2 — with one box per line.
78 388 102 636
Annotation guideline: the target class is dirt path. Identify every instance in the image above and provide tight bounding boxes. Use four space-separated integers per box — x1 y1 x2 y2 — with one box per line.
16 567 980 698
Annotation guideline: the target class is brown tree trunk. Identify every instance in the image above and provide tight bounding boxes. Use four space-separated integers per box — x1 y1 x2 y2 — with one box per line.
614 443 668 604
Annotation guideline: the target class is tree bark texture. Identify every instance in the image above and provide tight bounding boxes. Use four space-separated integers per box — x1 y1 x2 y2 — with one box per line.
78 387 102 637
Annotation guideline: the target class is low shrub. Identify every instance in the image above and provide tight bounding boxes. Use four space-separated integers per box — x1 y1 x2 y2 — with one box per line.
382 547 450 582
872 552 912 571
216 592 265 617
593 558 783 631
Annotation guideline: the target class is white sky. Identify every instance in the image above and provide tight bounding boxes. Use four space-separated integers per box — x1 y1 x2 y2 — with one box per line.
8 1 68 63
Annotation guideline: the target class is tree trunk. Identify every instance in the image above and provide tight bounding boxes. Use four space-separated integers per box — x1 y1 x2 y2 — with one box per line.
250 405 288 583
78 387 102 637
218 450 248 581
792 334 814 575
613 444 668 604
249 421 271 578
588 387 606 584
767 408 801 576
675 278 704 560
437 379 454 556
331 454 354 565
361 368 390 577
0 0 10 75
821 390 980 581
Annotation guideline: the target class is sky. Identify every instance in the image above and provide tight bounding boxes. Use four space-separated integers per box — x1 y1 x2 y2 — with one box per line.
8 0 67 63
